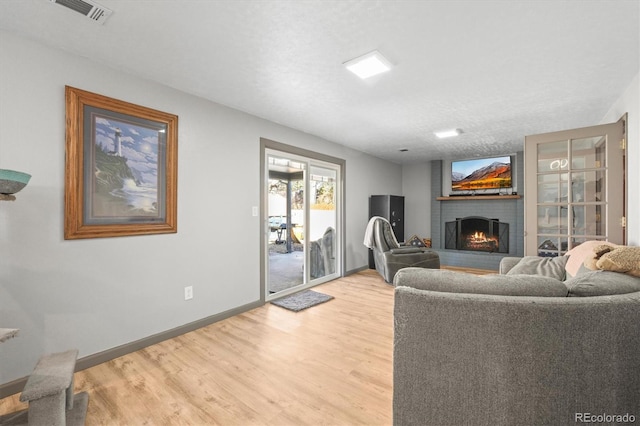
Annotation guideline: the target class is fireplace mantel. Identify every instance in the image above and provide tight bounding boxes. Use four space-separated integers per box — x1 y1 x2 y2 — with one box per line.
436 195 521 201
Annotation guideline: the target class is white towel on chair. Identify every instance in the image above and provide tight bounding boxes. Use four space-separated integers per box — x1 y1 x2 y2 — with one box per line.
364 216 393 249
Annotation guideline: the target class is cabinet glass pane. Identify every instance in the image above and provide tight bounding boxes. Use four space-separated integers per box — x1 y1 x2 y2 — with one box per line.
570 171 605 203
537 141 568 172
571 136 606 169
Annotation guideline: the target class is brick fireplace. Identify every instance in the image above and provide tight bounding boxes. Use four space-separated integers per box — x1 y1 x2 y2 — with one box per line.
445 216 509 253
430 156 525 270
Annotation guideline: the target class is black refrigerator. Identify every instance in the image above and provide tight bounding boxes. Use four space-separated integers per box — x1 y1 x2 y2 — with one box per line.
368 195 405 268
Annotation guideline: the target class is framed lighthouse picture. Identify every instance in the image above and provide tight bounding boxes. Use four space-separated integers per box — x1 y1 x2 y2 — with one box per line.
64 86 178 239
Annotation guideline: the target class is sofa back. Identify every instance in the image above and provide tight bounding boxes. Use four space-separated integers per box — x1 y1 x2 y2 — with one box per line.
393 279 640 425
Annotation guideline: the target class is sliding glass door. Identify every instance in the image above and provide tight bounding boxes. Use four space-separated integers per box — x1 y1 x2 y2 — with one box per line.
308 164 337 280
266 154 306 293
263 144 342 300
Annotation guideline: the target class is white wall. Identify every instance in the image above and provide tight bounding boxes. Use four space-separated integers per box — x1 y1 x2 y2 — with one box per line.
402 162 432 239
600 72 639 245
0 31 402 384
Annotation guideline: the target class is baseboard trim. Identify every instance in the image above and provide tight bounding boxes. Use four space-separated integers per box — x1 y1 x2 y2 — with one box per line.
345 265 370 275
0 299 264 400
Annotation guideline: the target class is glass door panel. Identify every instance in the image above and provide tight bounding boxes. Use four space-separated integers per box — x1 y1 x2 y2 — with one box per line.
571 136 605 169
525 119 625 256
308 164 337 281
537 205 566 234
264 148 342 299
537 173 568 203
537 236 568 257
266 154 305 295
537 140 569 172
571 205 605 236
570 170 605 203
533 137 605 256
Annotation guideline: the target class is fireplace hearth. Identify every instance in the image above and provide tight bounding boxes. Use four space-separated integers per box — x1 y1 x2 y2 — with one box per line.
445 216 509 253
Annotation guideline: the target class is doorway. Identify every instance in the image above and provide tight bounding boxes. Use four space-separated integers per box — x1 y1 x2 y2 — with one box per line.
260 139 344 301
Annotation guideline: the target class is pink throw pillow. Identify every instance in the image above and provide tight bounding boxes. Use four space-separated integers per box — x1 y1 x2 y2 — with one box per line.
565 240 617 278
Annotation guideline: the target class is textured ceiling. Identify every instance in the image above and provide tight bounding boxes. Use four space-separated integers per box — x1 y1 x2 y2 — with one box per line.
1 0 638 163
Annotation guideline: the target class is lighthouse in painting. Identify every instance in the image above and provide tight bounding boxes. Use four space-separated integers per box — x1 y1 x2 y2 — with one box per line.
114 128 122 157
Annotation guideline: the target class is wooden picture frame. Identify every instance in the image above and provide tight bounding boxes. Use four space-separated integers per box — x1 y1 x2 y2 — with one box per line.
65 86 178 239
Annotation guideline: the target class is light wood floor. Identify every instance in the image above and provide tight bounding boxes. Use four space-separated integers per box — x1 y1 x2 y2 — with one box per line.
0 270 394 425
0 266 494 425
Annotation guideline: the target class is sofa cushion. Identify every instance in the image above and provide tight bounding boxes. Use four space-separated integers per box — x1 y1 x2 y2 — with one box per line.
505 255 568 281
564 270 640 297
565 240 617 278
394 268 568 297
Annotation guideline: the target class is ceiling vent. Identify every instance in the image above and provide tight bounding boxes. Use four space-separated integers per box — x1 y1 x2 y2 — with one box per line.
49 0 113 24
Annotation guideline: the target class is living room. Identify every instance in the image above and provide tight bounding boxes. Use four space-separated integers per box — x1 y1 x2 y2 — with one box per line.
1 1 639 424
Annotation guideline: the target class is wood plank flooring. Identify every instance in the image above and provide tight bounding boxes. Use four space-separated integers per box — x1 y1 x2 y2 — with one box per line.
0 266 495 425
0 270 394 425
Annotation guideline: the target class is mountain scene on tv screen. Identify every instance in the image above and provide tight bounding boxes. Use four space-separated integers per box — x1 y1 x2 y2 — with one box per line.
452 159 511 191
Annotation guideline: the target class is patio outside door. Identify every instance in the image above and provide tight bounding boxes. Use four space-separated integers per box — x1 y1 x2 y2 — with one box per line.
264 148 341 299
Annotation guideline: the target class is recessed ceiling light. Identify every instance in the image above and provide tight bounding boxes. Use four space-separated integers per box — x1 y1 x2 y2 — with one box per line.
434 129 462 139
344 50 392 79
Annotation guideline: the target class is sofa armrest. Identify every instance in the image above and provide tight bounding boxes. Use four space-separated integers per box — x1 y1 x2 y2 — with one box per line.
499 257 522 275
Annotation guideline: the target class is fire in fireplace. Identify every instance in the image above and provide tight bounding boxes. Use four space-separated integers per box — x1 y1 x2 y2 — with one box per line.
465 230 499 251
445 216 509 253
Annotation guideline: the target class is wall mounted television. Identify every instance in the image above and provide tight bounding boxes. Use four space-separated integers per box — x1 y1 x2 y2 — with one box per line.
451 155 512 192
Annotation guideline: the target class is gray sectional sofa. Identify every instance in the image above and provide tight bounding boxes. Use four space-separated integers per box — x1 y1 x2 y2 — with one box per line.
393 256 640 426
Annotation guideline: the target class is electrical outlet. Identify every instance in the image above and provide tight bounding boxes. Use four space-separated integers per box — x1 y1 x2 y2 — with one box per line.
184 286 193 300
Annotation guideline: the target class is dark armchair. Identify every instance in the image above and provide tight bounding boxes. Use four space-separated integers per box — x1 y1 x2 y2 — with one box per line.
364 217 440 283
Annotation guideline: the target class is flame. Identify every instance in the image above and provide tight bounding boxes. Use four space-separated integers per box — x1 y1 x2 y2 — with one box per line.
462 228 500 252
471 231 486 242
